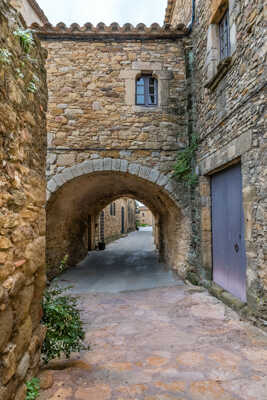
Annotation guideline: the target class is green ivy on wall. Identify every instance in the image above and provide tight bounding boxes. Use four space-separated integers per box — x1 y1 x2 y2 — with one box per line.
173 135 198 186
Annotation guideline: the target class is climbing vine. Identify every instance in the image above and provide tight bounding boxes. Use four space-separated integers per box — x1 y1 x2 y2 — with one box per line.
173 135 198 186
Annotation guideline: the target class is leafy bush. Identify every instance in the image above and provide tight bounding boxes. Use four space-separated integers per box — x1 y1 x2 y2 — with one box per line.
26 378 40 400
13 29 34 53
173 135 198 186
41 285 88 363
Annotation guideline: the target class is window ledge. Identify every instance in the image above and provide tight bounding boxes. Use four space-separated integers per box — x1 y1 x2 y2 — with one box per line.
205 56 232 91
132 105 163 113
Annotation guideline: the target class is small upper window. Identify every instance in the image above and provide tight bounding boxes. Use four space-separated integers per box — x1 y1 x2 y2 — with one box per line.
136 75 158 106
219 10 230 60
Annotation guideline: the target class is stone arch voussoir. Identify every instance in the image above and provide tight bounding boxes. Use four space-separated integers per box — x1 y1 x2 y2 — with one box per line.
46 158 186 210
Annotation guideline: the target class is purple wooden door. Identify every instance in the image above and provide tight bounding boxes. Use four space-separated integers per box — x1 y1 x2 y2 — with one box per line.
211 164 247 302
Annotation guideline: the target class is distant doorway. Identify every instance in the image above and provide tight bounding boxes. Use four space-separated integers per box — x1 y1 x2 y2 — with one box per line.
100 211 105 242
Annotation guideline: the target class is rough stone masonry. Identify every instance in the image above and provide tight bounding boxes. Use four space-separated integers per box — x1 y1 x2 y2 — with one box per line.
0 1 47 399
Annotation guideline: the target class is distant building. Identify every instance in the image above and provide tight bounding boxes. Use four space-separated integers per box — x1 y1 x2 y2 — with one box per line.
94 198 136 248
136 205 153 226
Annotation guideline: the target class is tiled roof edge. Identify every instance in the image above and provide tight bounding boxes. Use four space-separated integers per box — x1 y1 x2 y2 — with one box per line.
30 21 187 37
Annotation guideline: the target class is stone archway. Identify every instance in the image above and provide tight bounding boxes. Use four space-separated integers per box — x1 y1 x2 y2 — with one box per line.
46 158 191 278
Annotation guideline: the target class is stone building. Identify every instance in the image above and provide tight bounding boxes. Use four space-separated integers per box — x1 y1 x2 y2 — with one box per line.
166 0 266 321
0 0 266 398
29 0 265 322
38 22 191 277
0 1 47 398
11 0 266 325
94 197 136 248
136 205 153 226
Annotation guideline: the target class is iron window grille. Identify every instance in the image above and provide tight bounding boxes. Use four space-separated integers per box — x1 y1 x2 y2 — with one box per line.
219 9 231 60
136 75 158 106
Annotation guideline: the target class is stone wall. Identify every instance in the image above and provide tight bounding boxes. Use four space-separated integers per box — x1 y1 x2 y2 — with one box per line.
136 206 153 226
0 1 47 398
190 0 266 323
39 25 192 277
166 0 193 27
42 28 187 180
99 198 136 245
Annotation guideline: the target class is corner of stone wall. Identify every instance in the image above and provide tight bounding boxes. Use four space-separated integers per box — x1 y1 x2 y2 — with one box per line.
0 1 47 398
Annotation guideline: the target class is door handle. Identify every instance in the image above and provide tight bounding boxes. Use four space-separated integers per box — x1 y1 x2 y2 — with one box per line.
234 243 239 253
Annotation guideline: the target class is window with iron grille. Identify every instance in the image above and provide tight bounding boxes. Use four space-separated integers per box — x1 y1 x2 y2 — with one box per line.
136 75 158 106
219 10 230 60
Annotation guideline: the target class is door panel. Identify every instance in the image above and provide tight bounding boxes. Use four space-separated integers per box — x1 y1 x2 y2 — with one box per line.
211 164 247 302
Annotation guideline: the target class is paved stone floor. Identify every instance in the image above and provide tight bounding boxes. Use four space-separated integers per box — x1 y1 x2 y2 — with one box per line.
40 230 267 400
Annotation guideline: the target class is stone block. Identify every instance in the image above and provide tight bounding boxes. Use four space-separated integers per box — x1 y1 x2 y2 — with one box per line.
128 163 140 176
69 165 82 178
80 160 93 174
132 61 162 71
47 179 57 193
12 285 34 326
24 237 45 276
16 352 30 380
138 166 151 180
53 173 65 187
2 344 16 384
13 316 32 360
57 153 76 167
14 384 27 400
61 168 74 183
157 174 169 187
0 306 13 353
46 190 51 202
3 273 25 297
93 158 104 171
120 159 128 172
103 158 112 171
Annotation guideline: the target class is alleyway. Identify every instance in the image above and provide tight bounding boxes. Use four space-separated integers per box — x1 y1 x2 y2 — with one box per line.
40 229 267 400
53 227 181 293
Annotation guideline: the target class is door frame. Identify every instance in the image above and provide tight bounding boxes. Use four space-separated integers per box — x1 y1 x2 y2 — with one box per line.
199 158 248 302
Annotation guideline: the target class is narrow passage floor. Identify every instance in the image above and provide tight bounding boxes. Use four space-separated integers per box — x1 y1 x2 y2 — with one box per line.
40 230 267 400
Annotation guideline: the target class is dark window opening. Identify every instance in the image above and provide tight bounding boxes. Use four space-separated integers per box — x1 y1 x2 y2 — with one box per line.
136 75 158 106
110 202 116 216
219 10 230 60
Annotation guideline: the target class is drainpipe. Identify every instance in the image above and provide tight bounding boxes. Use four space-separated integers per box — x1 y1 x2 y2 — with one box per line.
187 0 196 33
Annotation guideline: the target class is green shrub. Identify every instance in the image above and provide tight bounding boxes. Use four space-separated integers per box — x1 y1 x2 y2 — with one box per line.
13 29 34 53
26 378 40 400
41 285 88 363
173 135 198 186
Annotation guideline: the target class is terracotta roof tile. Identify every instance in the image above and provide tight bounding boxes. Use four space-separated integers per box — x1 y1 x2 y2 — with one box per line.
30 21 188 39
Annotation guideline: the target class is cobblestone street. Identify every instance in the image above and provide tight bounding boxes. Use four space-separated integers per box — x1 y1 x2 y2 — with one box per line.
39 230 267 400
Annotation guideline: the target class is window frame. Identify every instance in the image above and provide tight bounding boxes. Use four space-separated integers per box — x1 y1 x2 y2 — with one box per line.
135 75 158 107
219 9 231 61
